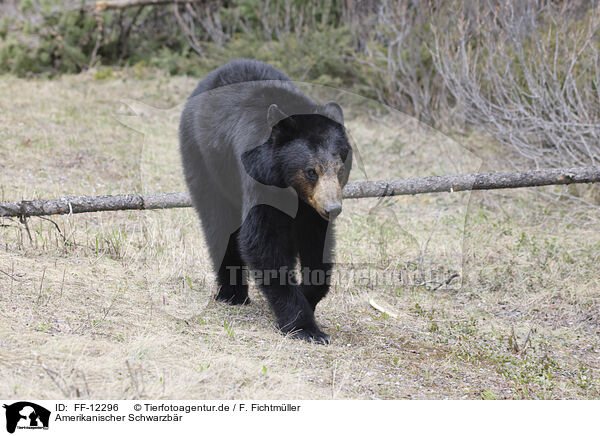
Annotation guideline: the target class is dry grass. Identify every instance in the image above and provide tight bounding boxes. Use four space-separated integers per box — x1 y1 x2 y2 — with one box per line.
0 70 598 399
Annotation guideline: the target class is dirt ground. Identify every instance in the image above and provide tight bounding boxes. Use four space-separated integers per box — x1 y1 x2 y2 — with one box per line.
0 71 598 399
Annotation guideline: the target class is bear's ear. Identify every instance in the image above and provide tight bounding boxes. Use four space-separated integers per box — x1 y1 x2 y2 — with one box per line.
340 147 353 186
321 101 344 125
267 104 296 131
241 143 286 188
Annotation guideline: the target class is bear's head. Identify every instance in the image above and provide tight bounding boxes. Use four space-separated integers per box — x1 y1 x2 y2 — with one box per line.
243 101 352 221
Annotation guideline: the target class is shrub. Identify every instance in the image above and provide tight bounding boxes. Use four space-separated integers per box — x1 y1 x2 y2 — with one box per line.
432 1 600 168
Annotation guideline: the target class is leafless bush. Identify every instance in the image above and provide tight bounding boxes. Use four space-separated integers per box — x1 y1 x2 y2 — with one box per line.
171 0 353 51
357 0 449 124
172 1 229 55
432 1 600 169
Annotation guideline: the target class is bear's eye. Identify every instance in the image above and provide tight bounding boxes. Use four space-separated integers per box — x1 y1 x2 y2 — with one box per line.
305 168 318 180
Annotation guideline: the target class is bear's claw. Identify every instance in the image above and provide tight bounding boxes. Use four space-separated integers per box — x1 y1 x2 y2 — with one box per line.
290 329 330 345
215 294 251 305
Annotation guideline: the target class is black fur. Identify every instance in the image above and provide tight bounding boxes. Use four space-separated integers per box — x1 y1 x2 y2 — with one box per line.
179 59 352 343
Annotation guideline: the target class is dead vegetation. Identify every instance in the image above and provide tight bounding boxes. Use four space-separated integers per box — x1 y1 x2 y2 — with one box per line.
0 72 598 399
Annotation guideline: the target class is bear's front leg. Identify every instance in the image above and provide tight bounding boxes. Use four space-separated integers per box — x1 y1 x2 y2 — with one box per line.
238 205 329 344
262 280 329 344
296 210 335 313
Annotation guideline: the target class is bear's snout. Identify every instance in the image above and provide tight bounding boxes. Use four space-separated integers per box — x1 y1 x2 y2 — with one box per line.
310 171 343 221
323 202 342 220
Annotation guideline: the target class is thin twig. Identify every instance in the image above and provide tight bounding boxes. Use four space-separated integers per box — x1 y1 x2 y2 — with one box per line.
0 266 24 283
19 215 33 243
38 216 68 244
125 359 142 399
59 267 66 299
37 267 47 304
40 360 71 397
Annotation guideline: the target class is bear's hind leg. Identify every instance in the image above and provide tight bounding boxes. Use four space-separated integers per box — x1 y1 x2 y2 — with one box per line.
216 229 250 305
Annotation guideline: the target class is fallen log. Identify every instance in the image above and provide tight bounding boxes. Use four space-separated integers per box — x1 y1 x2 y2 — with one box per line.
91 0 194 11
341 166 600 198
1 167 598 218
0 193 191 218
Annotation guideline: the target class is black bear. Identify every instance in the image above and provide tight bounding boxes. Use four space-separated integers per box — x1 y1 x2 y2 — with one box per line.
179 59 352 343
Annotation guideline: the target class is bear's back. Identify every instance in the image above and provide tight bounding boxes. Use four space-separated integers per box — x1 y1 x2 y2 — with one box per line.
189 59 291 99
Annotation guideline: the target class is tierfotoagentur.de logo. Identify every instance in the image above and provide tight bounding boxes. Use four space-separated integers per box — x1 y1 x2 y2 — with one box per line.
3 402 50 434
